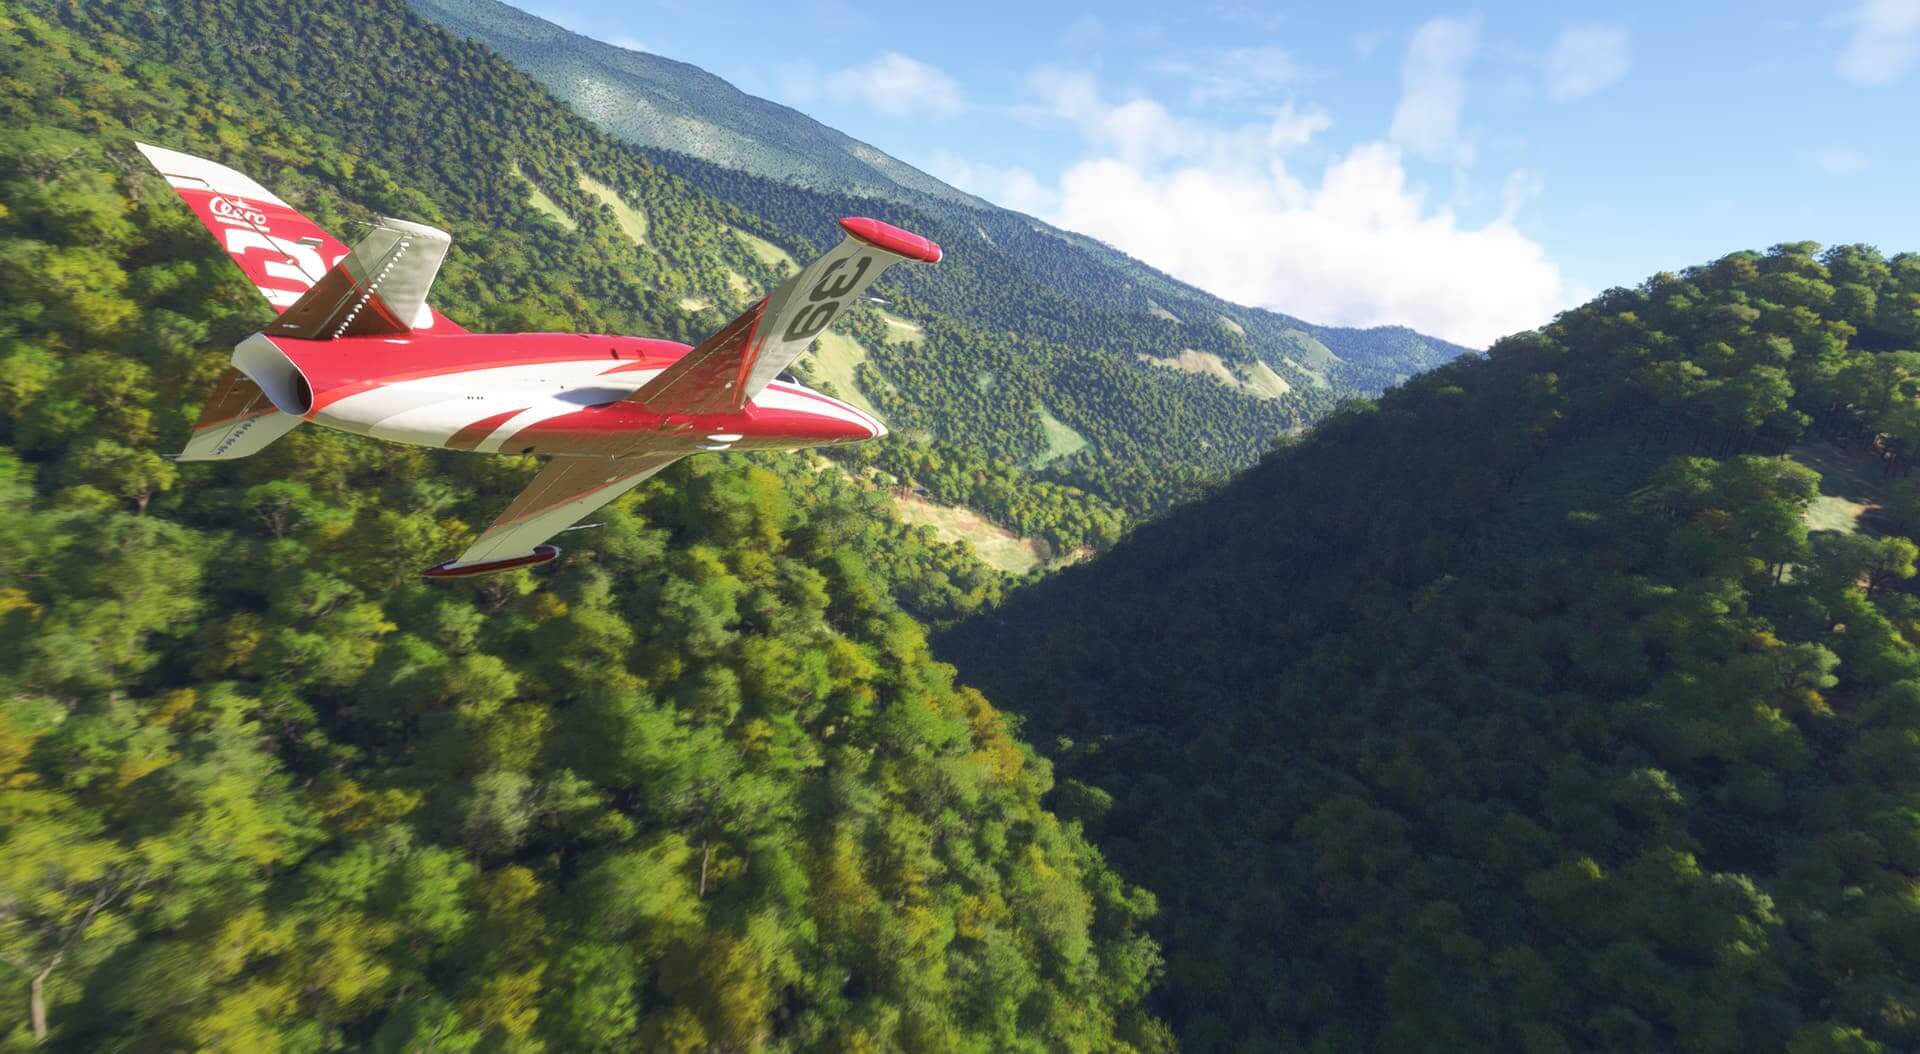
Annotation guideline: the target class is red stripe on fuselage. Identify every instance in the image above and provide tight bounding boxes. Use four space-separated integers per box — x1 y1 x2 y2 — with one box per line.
274 332 693 415
444 406 530 451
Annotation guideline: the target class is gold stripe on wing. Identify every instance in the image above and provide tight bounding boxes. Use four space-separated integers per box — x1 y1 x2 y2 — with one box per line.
463 450 685 564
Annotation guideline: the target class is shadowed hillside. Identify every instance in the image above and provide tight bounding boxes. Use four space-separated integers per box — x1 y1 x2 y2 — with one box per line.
943 242 1920 1052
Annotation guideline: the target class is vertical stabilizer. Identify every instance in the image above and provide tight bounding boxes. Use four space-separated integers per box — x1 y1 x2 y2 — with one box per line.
265 218 455 340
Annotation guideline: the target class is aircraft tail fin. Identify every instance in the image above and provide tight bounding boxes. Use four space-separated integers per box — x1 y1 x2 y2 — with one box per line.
264 218 455 340
134 142 466 332
176 367 303 461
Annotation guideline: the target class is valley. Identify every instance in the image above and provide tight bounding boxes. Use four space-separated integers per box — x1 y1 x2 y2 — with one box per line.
6 0 1920 1052
941 240 1920 1052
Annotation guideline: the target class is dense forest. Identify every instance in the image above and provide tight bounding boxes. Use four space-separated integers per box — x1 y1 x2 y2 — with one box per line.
0 3 1172 1049
945 241 1920 1051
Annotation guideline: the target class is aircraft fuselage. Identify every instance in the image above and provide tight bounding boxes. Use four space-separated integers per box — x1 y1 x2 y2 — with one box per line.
248 330 884 459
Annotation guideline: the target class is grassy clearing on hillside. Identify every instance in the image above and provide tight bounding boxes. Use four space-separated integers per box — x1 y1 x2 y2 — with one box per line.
730 226 798 274
1243 359 1293 398
894 493 1050 574
879 310 925 344
1286 357 1332 389
799 329 884 416
1139 349 1238 388
576 174 647 244
1147 300 1181 324
1278 327 1340 368
1805 494 1872 534
1136 349 1291 400
1794 439 1885 534
510 162 577 231
1032 407 1089 467
1218 314 1246 337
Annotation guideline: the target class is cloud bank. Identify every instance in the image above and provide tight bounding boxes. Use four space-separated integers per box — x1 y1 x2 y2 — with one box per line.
938 27 1568 349
1837 0 1920 84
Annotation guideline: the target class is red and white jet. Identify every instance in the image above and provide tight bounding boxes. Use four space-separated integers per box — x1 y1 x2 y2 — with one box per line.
137 144 939 577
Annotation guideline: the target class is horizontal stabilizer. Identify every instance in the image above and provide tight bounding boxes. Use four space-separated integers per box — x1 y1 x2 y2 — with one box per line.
176 367 304 461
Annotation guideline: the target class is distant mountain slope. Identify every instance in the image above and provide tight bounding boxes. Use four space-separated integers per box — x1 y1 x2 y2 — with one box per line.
940 241 1920 1051
406 0 986 208
407 0 1473 395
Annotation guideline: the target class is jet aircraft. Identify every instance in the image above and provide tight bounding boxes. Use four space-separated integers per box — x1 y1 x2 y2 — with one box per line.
136 144 939 576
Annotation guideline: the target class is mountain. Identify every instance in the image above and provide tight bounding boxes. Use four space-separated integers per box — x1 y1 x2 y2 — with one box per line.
0 2 1172 1049
408 0 987 209
408 0 1473 529
409 0 1467 375
941 242 1920 1051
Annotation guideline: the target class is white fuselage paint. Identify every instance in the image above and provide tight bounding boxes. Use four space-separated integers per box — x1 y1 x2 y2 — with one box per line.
310 360 883 453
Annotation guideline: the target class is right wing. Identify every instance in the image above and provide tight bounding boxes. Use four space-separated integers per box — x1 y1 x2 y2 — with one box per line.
630 217 940 415
426 450 685 576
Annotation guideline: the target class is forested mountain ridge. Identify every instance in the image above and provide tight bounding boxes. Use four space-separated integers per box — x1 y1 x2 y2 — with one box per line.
407 0 1473 449
0 3 1171 1050
406 0 988 209
943 242 1920 1052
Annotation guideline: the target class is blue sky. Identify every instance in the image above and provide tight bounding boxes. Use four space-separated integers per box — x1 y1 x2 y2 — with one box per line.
525 0 1920 346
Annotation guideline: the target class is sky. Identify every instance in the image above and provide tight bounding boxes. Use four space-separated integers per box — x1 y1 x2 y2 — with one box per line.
524 0 1920 348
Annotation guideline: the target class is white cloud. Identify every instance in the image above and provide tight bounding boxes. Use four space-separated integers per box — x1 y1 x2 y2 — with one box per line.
608 35 648 53
982 68 1568 346
1544 25 1630 100
1389 15 1480 164
1050 145 1564 348
824 53 963 118
1837 0 1920 83
1500 169 1546 221
1151 45 1305 103
1810 145 1870 174
1024 68 1329 168
926 152 1058 216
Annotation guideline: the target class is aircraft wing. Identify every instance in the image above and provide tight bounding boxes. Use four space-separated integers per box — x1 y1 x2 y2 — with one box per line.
425 450 684 577
630 217 940 415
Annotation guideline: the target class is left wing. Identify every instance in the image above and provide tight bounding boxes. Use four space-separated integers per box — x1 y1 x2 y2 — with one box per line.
425 450 684 577
631 217 940 415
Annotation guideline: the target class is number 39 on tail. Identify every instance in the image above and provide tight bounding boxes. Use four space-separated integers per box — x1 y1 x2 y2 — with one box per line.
136 143 939 576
